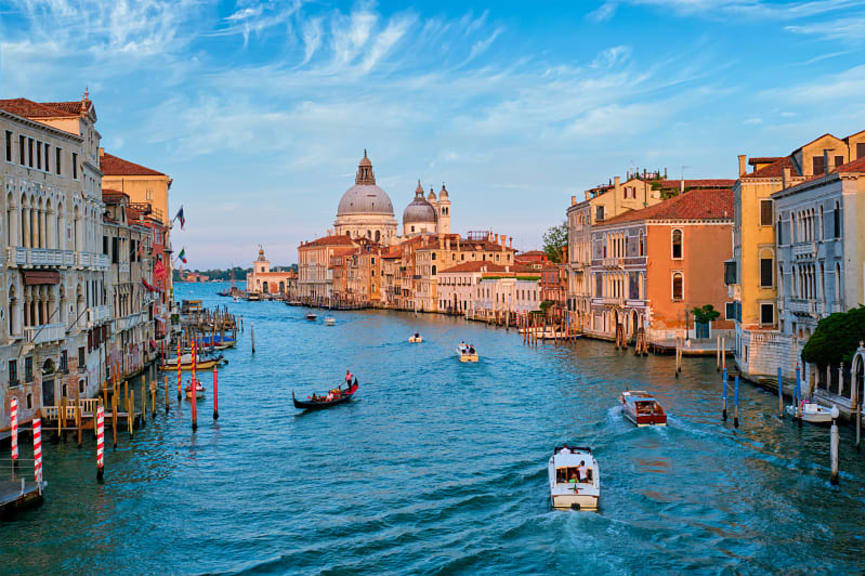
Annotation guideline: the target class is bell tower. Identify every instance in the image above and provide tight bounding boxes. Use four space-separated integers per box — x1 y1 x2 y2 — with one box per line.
436 183 451 235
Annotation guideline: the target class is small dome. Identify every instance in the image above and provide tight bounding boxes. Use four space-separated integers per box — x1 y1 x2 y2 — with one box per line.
403 180 437 225
439 183 449 199
427 187 437 201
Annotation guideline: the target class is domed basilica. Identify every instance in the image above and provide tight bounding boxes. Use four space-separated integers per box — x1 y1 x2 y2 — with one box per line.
334 151 451 244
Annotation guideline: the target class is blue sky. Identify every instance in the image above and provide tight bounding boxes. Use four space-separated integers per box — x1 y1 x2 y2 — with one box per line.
2 0 864 268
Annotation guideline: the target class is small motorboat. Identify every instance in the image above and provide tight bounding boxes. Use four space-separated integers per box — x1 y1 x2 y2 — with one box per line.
306 312 318 321
457 345 478 362
293 380 358 410
408 333 423 343
619 390 667 427
549 445 600 511
785 402 838 424
324 317 336 326
247 293 261 302
185 378 205 400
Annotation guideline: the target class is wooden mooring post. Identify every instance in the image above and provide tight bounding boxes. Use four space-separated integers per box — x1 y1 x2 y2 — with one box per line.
830 410 840 485
777 366 784 418
75 388 82 448
733 375 740 428
251 322 255 355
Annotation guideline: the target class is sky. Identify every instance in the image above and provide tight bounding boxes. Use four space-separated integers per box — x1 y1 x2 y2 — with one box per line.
1 0 864 268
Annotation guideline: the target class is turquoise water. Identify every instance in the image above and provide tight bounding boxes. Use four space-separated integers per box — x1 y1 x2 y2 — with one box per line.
2 282 865 575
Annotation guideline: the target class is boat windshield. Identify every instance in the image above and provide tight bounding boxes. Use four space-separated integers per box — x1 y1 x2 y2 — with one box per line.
635 401 658 415
556 466 593 484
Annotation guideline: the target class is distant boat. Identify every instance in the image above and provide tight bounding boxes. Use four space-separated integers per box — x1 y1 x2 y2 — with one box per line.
786 402 837 424
324 317 336 326
619 390 667 427
185 378 205 400
247 293 261 302
409 334 423 343
457 345 478 362
306 312 318 321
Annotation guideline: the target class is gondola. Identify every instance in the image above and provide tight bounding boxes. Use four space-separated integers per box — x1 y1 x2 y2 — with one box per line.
292 381 358 410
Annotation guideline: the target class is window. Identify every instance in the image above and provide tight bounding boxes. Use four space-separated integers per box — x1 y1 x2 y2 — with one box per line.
724 260 736 285
835 155 844 169
24 356 33 382
8 360 18 386
725 302 736 320
760 303 774 325
777 216 784 245
112 237 119 263
833 202 841 238
18 135 25 164
672 272 683 301
44 143 50 172
4 130 11 162
28 138 34 167
431 252 436 261
671 229 683 259
760 199 773 226
858 142 865 160
36 140 41 169
760 256 774 287
56 147 62 175
78 346 85 369
812 155 825 175
72 152 78 179
60 350 68 373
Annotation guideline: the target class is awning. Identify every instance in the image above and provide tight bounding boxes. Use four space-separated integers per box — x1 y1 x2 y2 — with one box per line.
24 271 60 285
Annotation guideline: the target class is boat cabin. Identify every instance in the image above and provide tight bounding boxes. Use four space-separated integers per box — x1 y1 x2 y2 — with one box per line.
552 448 594 485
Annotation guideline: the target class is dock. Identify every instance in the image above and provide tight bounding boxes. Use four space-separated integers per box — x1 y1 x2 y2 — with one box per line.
0 474 44 518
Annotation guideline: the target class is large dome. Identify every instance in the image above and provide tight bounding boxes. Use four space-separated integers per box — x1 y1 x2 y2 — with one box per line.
403 180 437 224
336 150 395 217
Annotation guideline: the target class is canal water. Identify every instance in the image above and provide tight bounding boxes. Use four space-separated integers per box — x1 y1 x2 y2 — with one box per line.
2 282 865 575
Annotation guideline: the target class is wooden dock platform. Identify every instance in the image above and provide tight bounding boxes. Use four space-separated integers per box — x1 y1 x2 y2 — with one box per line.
0 478 44 518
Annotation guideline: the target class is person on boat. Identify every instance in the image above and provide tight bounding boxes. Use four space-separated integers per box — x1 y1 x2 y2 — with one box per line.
459 341 467 352
577 460 588 483
560 444 571 455
414 332 420 338
468 345 476 354
345 370 353 385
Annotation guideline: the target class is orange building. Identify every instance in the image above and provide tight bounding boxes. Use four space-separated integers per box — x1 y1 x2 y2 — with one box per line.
589 188 734 346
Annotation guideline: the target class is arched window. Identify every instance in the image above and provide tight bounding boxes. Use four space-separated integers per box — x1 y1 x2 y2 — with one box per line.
431 252 436 261
671 229 683 259
375 230 381 242
431 265 437 275
672 272 683 301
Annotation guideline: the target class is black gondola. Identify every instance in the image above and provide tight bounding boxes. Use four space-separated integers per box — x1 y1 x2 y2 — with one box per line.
292 381 358 410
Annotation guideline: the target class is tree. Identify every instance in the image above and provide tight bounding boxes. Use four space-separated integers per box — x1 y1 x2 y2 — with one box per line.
543 221 568 263
802 307 865 366
691 304 720 325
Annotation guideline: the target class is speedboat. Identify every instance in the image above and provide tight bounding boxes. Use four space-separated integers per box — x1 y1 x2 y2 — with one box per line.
457 345 478 362
292 380 358 411
306 312 318 321
548 445 600 511
619 390 667 427
785 402 837 424
408 334 423 343
185 378 205 400
324 317 336 326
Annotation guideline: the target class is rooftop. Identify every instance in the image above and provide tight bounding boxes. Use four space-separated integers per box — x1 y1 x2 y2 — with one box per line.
599 188 733 226
100 151 166 176
438 261 511 274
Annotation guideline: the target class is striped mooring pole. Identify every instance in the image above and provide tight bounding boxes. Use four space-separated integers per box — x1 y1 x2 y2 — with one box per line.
10 397 18 466
96 403 105 481
176 340 182 400
722 368 728 421
191 340 198 431
33 417 42 494
213 366 219 421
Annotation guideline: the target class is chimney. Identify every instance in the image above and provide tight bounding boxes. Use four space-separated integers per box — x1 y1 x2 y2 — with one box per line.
738 154 747 177
457 236 461 251
500 235 506 249
680 179 685 194
782 167 791 190
614 176 620 191
571 195 576 206
585 191 591 201
824 149 832 175
509 236 513 249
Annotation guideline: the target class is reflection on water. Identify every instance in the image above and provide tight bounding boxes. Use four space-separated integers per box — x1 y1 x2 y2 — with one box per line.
2 282 865 575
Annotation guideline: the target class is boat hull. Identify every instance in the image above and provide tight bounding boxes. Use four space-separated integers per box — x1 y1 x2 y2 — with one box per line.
785 404 833 424
623 410 667 427
161 359 222 371
293 384 358 410
409 337 422 343
551 493 599 511
459 354 479 362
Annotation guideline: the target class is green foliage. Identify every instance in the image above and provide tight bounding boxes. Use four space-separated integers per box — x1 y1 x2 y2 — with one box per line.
542 221 568 263
539 300 554 313
691 304 721 325
802 307 865 366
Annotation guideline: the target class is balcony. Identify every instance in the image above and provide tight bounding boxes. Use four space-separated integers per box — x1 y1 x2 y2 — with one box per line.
117 312 143 332
95 254 109 271
90 305 111 326
6 246 27 266
119 262 130 274
6 247 75 268
792 243 816 259
25 323 66 345
601 257 624 269
789 299 818 316
76 251 91 268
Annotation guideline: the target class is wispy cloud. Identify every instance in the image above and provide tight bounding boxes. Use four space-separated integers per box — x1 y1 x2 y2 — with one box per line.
619 0 865 19
587 2 618 22
786 17 865 43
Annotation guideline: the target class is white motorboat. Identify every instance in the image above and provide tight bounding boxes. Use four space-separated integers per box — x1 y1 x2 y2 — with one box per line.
548 445 599 511
408 334 423 343
457 346 478 362
324 317 336 326
785 402 838 424
619 390 667 427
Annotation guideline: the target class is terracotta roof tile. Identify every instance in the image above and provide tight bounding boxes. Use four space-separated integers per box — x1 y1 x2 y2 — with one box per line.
746 156 800 178
100 151 166 176
599 188 733 226
439 261 511 274
300 235 357 248
656 179 736 190
836 155 865 173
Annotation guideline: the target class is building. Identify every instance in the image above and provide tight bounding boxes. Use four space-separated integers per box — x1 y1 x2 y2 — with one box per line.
333 151 398 243
297 235 357 305
589 188 734 345
437 261 541 318
0 93 109 429
403 181 451 237
771 151 865 392
732 131 865 380
246 246 297 297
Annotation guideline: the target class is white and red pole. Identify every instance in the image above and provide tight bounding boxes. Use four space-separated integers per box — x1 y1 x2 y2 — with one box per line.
33 417 42 493
213 366 219 420
10 397 18 466
96 403 105 481
176 340 182 400
191 339 198 431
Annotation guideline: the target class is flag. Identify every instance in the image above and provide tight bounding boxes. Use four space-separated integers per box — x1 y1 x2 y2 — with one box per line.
178 248 187 264
154 259 167 282
173 206 185 230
